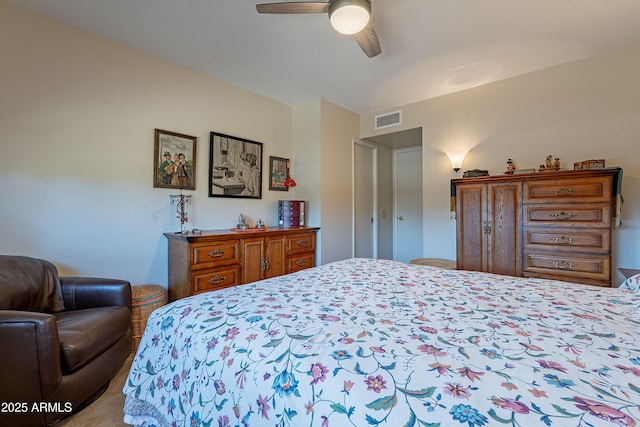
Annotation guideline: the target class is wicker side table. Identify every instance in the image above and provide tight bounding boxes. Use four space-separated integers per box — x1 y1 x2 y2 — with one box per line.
132 284 167 352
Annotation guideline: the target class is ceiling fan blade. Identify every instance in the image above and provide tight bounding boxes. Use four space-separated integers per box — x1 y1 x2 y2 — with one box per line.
353 23 381 58
256 2 330 14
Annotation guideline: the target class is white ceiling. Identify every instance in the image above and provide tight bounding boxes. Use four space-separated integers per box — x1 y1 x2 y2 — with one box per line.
11 0 640 114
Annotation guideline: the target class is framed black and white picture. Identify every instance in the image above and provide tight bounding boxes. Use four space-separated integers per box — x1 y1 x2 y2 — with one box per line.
209 132 263 199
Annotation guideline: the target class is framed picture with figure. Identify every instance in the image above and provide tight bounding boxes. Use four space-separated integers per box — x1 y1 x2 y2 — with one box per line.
269 156 290 191
153 129 197 190
209 132 263 199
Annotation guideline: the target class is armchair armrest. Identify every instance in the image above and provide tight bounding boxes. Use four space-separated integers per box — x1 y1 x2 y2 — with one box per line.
0 311 62 402
60 277 132 312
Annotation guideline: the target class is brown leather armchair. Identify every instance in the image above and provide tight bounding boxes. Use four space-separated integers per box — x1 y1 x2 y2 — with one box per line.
0 255 132 427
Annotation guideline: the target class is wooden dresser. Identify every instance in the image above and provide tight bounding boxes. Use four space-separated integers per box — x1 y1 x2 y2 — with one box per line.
453 169 620 287
165 226 319 301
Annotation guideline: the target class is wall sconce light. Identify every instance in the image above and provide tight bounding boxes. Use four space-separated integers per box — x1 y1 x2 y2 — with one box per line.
447 151 467 173
329 0 371 35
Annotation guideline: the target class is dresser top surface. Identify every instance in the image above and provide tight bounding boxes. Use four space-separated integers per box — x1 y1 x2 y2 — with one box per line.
164 226 319 241
451 167 621 186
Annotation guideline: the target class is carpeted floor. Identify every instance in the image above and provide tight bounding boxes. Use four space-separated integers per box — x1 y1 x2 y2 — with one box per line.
55 353 133 427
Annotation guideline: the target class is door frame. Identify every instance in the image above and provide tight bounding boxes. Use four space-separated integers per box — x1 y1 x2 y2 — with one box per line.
392 145 423 261
352 139 378 258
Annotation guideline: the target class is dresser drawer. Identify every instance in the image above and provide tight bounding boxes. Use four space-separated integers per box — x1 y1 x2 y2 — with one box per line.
524 176 612 203
193 266 241 294
191 240 240 269
523 251 610 282
524 203 611 227
286 232 316 254
287 253 315 273
524 227 610 254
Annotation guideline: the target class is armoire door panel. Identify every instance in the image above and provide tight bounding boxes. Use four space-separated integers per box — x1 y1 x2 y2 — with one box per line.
487 182 522 276
455 184 485 272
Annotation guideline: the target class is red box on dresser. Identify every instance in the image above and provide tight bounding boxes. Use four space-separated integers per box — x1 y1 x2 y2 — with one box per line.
278 200 305 226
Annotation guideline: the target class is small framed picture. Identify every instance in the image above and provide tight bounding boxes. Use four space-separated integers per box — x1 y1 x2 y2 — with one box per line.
269 156 290 191
209 132 263 199
153 129 197 190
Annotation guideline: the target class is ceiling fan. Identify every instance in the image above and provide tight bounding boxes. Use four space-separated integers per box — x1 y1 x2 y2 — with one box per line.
256 0 381 58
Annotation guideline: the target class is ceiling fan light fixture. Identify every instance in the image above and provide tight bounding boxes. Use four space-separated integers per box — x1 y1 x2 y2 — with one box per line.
329 0 371 35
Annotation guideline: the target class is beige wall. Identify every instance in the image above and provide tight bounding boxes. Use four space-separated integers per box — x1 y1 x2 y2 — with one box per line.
319 99 360 263
0 0 361 285
0 1 296 284
361 45 640 283
293 99 360 264
292 99 323 258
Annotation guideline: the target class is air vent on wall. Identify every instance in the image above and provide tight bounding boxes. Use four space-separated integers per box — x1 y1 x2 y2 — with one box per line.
374 110 402 130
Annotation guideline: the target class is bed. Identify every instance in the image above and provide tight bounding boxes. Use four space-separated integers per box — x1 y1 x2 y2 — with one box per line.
123 258 640 426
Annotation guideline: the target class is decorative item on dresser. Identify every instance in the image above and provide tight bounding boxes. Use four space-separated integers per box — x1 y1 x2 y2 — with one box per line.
164 226 319 301
452 168 622 287
169 190 191 234
278 199 306 226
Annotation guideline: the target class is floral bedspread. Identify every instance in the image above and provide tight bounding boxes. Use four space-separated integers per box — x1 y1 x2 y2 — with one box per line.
123 258 640 427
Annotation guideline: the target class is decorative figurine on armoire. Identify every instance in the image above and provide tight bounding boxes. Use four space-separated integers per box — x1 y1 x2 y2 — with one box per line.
505 158 515 174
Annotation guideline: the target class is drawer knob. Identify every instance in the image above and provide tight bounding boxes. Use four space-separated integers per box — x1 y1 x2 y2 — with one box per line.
208 275 226 284
296 239 308 246
552 261 575 270
552 236 575 244
296 259 308 266
554 187 574 196
208 249 225 258
550 211 577 220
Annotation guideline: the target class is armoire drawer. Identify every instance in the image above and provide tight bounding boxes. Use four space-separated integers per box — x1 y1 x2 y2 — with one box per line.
523 227 610 253
192 266 241 294
191 240 240 269
524 176 612 203
523 203 611 227
523 251 610 282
